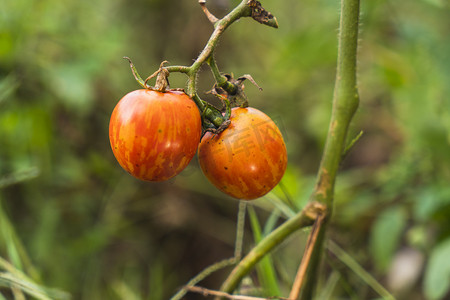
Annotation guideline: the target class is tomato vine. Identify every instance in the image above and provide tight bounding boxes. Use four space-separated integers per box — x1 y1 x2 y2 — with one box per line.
124 0 278 134
111 0 363 299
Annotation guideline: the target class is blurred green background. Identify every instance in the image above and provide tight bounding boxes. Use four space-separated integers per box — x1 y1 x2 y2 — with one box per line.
1 0 450 299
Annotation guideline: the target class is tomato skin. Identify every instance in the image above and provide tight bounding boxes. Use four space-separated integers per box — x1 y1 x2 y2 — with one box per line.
198 107 287 200
109 89 201 181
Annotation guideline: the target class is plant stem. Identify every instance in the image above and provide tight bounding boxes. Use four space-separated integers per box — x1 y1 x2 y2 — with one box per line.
165 65 190 74
288 214 326 300
219 0 361 297
234 201 247 260
190 0 251 75
299 0 360 298
170 202 248 300
207 56 238 95
176 0 252 129
186 0 251 98
192 93 206 112
312 0 360 206
187 286 290 300
219 205 318 294
170 257 238 300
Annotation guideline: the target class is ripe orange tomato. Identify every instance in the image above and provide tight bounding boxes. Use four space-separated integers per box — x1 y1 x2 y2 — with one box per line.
109 89 201 181
198 107 287 200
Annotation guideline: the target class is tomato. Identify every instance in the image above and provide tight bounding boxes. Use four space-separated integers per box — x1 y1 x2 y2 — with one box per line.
198 107 287 200
109 89 202 181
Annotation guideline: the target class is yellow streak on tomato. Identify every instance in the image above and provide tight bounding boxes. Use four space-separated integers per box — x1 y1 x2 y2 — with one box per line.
109 89 201 181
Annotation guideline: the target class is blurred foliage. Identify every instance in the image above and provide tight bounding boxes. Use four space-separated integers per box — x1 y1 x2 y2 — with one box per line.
1 0 450 299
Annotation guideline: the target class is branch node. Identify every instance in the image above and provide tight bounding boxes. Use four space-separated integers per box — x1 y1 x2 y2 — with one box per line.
211 73 264 109
144 61 170 92
303 201 328 221
199 0 219 24
342 130 364 159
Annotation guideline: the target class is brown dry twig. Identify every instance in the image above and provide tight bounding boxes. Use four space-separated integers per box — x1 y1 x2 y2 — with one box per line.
199 0 219 23
288 212 327 300
186 286 292 300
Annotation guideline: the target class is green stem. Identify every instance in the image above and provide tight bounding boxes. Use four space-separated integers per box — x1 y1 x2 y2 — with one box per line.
207 56 237 95
170 202 248 300
186 0 250 97
234 201 247 260
181 1 251 129
312 0 360 206
190 0 251 74
219 208 315 294
165 65 190 74
219 0 361 297
158 1 275 131
170 257 237 300
299 0 360 298
191 93 206 112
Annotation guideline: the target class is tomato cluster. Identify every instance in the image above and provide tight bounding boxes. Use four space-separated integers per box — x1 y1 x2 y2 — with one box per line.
109 90 287 200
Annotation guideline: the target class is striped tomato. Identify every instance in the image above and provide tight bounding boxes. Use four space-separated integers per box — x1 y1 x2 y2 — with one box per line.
198 107 287 200
109 89 201 181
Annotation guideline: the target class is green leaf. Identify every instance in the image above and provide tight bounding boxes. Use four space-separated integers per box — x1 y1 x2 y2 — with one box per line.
263 210 281 237
0 202 23 271
0 167 40 189
112 280 141 300
413 185 450 222
0 257 70 300
0 74 19 106
424 238 450 300
46 64 94 115
370 206 408 271
248 206 281 297
0 272 69 300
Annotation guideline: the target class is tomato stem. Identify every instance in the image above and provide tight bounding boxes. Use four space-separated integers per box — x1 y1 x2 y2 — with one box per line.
145 61 170 92
125 1 277 132
190 0 251 74
165 65 190 74
169 201 247 300
151 0 276 133
298 1 360 297
199 0 219 24
207 56 238 95
219 202 324 294
123 56 149 89
218 0 361 297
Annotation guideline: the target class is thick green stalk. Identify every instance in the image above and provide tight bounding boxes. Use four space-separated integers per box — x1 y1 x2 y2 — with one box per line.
219 0 361 297
312 0 360 207
299 0 360 299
